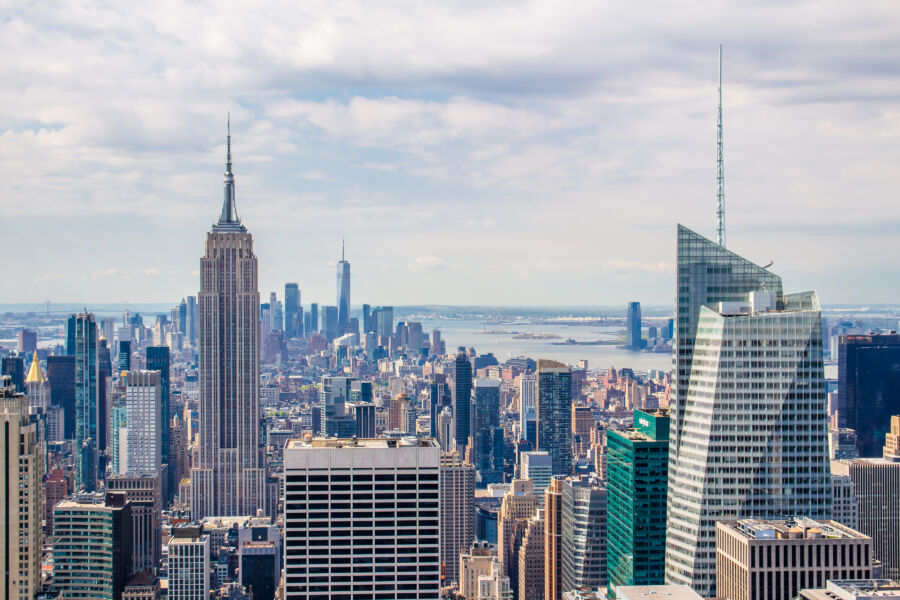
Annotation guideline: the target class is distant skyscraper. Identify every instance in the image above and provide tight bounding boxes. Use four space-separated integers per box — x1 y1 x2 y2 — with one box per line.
536 360 572 476
25 351 48 414
519 373 537 445
124 370 162 476
473 378 503 485
453 348 474 451
68 312 100 491
284 283 300 339
666 286 831 593
146 346 170 491
561 476 608 593
837 334 900 457
1 356 25 393
308 302 318 336
283 438 441 599
321 305 338 342
17 328 37 354
498 479 541 597
168 525 210 600
518 509 545 600
441 450 476 584
544 476 565 600
337 240 351 334
607 409 669 596
625 302 642 349
185 295 198 345
1 376 43 600
519 451 552 493
117 339 131 372
269 291 283 332
107 473 162 574
47 355 76 439
191 125 265 519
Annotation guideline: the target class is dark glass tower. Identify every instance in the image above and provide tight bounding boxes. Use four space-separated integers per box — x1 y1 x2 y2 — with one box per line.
838 334 900 457
472 379 502 485
1 356 25 393
147 346 171 497
47 355 76 438
336 240 350 334
536 359 573 475
67 313 99 491
284 283 300 339
625 301 642 349
452 348 473 450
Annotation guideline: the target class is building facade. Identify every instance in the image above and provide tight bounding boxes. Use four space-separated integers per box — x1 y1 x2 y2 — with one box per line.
536 360 572 476
441 451 476 585
124 370 162 476
68 312 100 491
453 349 473 452
168 526 211 600
561 476 608 595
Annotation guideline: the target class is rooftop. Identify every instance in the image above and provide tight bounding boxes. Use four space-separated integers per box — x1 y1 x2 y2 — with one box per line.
286 437 438 450
722 518 868 541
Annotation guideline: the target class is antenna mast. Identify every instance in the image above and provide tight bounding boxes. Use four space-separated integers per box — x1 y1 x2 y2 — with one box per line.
716 44 726 247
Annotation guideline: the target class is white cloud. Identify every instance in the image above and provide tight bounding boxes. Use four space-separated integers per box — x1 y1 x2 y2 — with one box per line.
410 256 448 271
144 267 162 276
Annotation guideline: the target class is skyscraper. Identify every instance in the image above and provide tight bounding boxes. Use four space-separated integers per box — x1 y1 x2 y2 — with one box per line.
440 450 475 584
284 283 300 339
337 240 351 334
536 360 572 476
168 525 210 600
561 475 608 594
837 334 900 457
321 305 338 342
625 302 642 349
124 370 162 476
544 476 565 600
47 355 75 438
68 312 100 491
607 409 669 596
666 285 832 595
473 378 503 485
191 125 265 519
146 346 170 494
498 478 541 597
1 356 24 393
519 374 537 445
25 351 48 414
453 348 473 452
1 376 43 600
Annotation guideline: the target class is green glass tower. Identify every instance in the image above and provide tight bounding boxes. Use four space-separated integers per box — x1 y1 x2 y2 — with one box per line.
606 408 669 597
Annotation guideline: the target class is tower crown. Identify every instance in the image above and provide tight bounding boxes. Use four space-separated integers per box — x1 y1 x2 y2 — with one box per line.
214 115 245 233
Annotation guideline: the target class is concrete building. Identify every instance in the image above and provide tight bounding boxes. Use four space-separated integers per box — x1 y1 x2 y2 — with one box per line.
545 476 565 600
282 437 441 599
441 451 476 585
168 525 211 600
519 374 537 445
520 451 552 494
833 457 900 580
498 478 542 597
1 376 43 600
799 580 900 600
478 558 514 600
716 518 873 600
107 473 162 573
831 469 860 531
561 476 608 594
518 509 546 600
124 370 162 476
460 542 497 599
885 416 900 459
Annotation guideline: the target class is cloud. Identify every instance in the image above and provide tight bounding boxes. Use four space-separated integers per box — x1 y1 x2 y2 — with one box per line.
91 268 123 279
410 256 449 271
600 260 675 275
34 273 62 284
143 267 162 276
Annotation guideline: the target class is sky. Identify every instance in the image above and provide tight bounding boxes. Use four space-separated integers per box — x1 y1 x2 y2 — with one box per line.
2 1 900 307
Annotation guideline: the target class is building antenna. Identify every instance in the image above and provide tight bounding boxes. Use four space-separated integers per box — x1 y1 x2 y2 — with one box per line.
716 44 726 247
342 236 345 262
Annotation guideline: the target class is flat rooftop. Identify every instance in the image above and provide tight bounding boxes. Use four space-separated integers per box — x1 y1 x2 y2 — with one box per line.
286 437 438 450
722 518 867 541
617 584 703 600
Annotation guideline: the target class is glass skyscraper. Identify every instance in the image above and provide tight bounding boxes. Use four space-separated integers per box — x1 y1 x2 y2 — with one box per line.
666 227 831 597
452 348 473 451
337 245 351 335
536 359 572 475
561 476 608 592
284 282 300 339
146 346 171 498
625 301 643 349
68 312 99 491
607 408 669 596
472 378 503 485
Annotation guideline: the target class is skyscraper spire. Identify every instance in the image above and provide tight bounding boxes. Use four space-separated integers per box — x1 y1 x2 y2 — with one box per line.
215 115 243 231
342 236 345 262
716 44 726 247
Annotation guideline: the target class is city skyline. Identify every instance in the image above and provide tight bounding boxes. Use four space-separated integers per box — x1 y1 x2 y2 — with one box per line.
3 2 900 305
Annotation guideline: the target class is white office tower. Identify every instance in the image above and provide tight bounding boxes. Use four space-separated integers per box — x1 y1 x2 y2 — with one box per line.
519 451 552 493
283 438 441 599
124 370 162 476
518 374 536 440
169 525 211 600
666 280 832 595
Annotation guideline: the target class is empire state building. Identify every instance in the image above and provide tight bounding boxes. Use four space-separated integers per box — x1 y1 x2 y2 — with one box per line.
191 124 265 518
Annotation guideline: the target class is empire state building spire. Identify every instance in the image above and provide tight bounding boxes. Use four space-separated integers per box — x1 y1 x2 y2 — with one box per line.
216 115 243 231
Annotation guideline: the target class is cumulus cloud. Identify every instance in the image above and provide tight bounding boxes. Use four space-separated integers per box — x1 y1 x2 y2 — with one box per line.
410 256 449 271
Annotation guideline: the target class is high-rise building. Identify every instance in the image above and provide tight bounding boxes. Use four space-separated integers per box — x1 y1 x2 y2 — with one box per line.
607 409 669 595
668 289 833 596
185 296 198 345
560 476 608 594
886 415 900 459
53 492 133 600
715 518 873 600
285 283 301 339
453 348 474 452
667 225 827 597
1 356 24 393
107 473 162 574
320 375 354 437
321 305 338 342
626 302 643 349
68 312 100 491
168 525 210 600
25 351 48 413
544 475 565 600
518 508 545 600
478 558 514 600
118 339 132 372
146 347 170 493
833 456 900 580
520 451 552 494
519 374 537 446
1 376 43 600
536 360 572 476
837 334 900 457
17 328 37 354
282 438 441 599
430 374 449 439
124 370 162 477
441 450 476 584
270 291 284 332
460 542 498 599
498 478 542 597
47 355 76 438
191 126 265 519
337 242 351 334
473 378 503 485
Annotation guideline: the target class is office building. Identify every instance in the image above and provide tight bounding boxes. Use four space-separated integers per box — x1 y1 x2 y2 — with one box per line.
460 542 498 599
626 302 642 349
607 409 669 595
17 328 37 354
666 231 831 596
831 470 859 531
337 243 351 334
270 291 284 332
282 437 441 599
1 356 24 393
320 375 354 437
47 355 76 438
53 492 133 600
519 374 537 445
321 305 338 342
716 518 873 600
439 407 454 452
473 378 503 485
833 457 900 579
498 478 542 597
441 451 476 584
537 360 573 476
478 558 514 600
168 525 211 600
545 476 565 600
886 415 900 459
25 351 48 413
237 515 281 600
1 377 43 600
191 129 266 519
453 348 474 452
831 428 860 460
68 312 101 491
519 451 552 493
617 585 702 600
118 339 132 372
146 347 171 492
285 283 301 339
107 474 162 573
559 476 608 594
798 580 900 600
838 334 900 457
518 509 545 600
124 370 162 476
430 375 449 439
